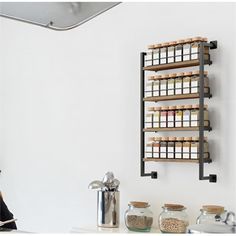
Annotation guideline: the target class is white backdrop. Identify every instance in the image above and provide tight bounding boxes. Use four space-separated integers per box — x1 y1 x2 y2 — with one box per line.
0 2 236 233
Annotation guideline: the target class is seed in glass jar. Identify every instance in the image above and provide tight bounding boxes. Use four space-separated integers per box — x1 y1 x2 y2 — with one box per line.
160 218 189 233
127 215 153 230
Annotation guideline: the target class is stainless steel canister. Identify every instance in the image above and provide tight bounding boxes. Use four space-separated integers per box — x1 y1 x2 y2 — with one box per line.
97 190 119 228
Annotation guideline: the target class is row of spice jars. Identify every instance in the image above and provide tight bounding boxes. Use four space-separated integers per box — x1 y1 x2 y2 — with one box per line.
125 202 228 233
145 37 210 67
145 71 209 97
145 137 209 160
146 105 209 128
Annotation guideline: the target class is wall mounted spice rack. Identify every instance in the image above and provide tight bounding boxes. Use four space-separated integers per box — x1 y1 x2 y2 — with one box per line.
140 37 217 182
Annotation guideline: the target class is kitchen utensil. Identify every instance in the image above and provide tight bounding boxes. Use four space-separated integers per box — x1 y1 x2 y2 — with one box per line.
0 219 17 227
88 180 105 190
102 172 114 184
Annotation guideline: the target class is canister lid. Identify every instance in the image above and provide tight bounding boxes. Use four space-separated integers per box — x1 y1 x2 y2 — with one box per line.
176 105 184 109
184 105 192 109
154 43 162 48
161 137 169 141
168 106 176 110
147 75 155 81
184 72 192 76
154 106 162 111
161 106 169 110
184 38 193 43
192 70 208 75
169 73 177 78
161 74 169 79
148 44 155 50
147 107 155 112
184 137 192 141
148 137 161 142
169 137 176 141
202 205 225 214
202 37 208 42
129 201 150 208
162 42 169 47
164 203 186 211
154 75 162 80
176 72 184 76
191 104 208 109
192 36 203 42
176 137 184 141
192 137 199 141
168 41 177 46
177 39 185 44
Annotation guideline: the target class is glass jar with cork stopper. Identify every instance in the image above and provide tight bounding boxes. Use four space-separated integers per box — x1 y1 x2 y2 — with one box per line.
125 201 153 232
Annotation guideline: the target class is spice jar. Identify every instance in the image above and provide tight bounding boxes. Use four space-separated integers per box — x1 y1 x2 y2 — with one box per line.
153 49 160 66
191 37 209 60
125 201 153 232
152 137 161 158
145 112 153 128
197 205 226 225
168 137 176 159
191 137 199 159
160 74 168 96
153 75 161 97
191 71 209 94
175 137 184 159
160 137 168 158
175 72 184 95
183 38 192 61
183 105 192 127
145 142 153 158
167 106 176 128
146 79 153 98
183 137 192 159
175 40 184 62
160 43 168 64
168 41 176 63
190 104 209 127
175 105 184 127
154 44 162 65
145 51 153 67
160 106 168 128
168 73 176 96
159 204 189 233
183 72 192 94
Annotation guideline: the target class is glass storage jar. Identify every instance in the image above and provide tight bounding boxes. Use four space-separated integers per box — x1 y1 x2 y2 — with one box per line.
159 204 189 233
125 201 153 232
197 205 226 224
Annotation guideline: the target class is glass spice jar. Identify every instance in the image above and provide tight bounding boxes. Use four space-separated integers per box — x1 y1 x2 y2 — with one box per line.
153 106 161 128
168 73 176 96
197 205 226 225
175 72 184 95
125 201 153 232
167 106 176 128
159 204 189 233
160 106 168 128
175 137 184 159
153 75 161 97
183 72 192 94
183 137 192 159
160 74 168 96
160 137 168 158
175 105 184 127
168 137 176 159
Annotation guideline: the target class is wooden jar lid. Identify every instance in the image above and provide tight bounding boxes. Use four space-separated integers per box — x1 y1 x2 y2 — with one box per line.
184 105 192 109
161 74 169 79
202 205 225 214
154 43 162 48
129 201 150 208
161 106 169 110
148 44 155 50
169 106 176 110
161 42 169 47
147 75 155 81
169 137 176 141
164 203 185 211
169 73 177 78
177 39 185 44
176 137 184 141
192 104 208 109
202 37 208 42
161 137 169 141
168 41 178 46
192 36 203 42
147 107 155 112
148 137 161 142
176 72 184 76
184 38 193 43
184 72 193 76
184 137 192 141
176 105 184 109
154 75 162 80
192 70 208 75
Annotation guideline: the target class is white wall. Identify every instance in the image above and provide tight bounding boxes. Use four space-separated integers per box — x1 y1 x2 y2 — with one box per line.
0 2 236 233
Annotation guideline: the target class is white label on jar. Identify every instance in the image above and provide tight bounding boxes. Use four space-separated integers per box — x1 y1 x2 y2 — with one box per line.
146 114 153 128
160 80 167 96
191 145 198 159
153 81 159 96
191 111 198 127
160 48 167 64
168 80 174 95
191 79 199 93
175 112 182 127
175 45 182 62
160 112 167 128
175 146 182 158
145 53 152 67
146 152 152 158
153 113 159 128
160 145 166 158
191 44 198 59
153 50 159 60
146 145 152 153
183 110 190 127
183 44 190 61
168 146 174 158
168 47 174 63
175 79 182 95
183 146 190 159
168 112 174 128
183 79 190 94
145 82 153 97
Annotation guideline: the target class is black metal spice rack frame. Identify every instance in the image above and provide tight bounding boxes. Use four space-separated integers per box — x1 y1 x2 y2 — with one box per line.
140 40 217 182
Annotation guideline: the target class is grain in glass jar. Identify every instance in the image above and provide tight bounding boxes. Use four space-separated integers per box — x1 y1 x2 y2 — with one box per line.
175 105 184 127
175 72 184 95
183 38 192 61
183 72 192 94
175 137 184 159
167 106 176 128
168 73 176 96
191 71 209 94
183 105 192 127
197 205 226 225
183 137 192 159
190 104 209 127
175 40 184 62
153 107 161 128
160 43 168 64
159 204 189 233
146 76 154 97
152 137 161 158
160 106 168 128
167 41 176 63
160 137 168 158
168 137 176 159
160 74 168 96
125 201 153 232
153 75 161 97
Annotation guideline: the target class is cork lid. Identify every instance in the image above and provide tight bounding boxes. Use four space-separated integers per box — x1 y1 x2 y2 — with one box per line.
129 201 150 208
176 137 184 141
147 75 155 81
161 74 169 79
164 204 186 211
192 36 203 42
192 137 199 141
154 75 162 80
202 205 225 214
169 137 176 141
168 41 178 46
148 137 161 142
184 38 193 43
177 39 185 44
169 106 176 110
154 43 162 49
202 37 208 42
161 137 169 141
154 106 162 111
147 107 155 112
169 73 177 78
184 105 192 109
176 105 184 109
192 70 208 75
176 72 184 76
161 106 169 110
162 42 169 47
184 72 192 76
184 137 192 141
148 44 155 50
